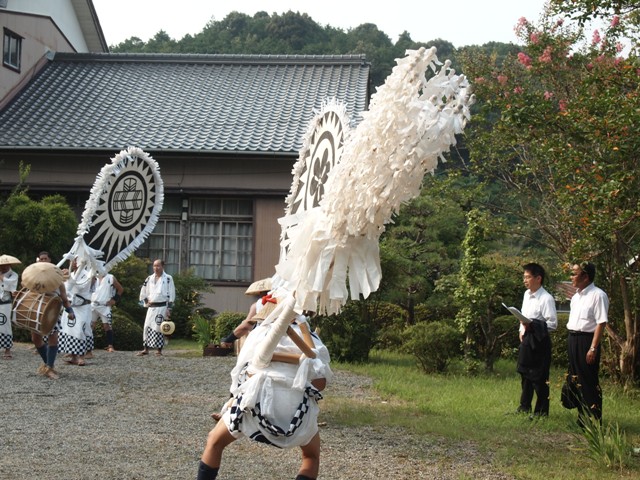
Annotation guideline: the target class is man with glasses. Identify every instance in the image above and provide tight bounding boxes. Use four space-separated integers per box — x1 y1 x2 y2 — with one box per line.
567 261 608 426
517 263 557 417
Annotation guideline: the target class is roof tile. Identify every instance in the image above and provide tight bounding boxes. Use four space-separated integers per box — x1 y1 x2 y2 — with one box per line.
0 53 369 153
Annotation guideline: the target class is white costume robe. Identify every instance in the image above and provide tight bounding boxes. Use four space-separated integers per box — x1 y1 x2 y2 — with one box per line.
91 273 116 324
59 268 93 355
221 316 332 448
0 269 18 349
139 272 175 349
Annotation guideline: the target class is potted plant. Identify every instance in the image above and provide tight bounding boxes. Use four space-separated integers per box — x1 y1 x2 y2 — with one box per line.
193 313 233 356
191 314 214 355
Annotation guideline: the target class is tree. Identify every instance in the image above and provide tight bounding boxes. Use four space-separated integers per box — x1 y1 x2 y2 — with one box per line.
550 0 640 30
451 209 522 372
460 8 640 383
0 192 76 263
378 180 466 323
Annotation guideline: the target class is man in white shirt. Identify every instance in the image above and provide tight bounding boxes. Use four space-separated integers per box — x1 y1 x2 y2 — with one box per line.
566 261 608 426
517 263 557 417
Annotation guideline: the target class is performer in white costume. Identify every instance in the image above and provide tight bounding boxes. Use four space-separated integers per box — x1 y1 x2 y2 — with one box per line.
137 259 175 356
0 255 20 359
90 272 124 352
198 299 332 480
59 258 93 366
197 47 472 480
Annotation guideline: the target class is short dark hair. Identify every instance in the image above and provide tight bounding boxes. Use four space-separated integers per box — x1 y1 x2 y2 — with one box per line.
523 262 545 284
576 261 596 282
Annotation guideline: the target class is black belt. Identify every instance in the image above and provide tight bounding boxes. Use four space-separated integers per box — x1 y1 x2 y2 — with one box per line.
568 330 594 336
75 295 91 306
0 299 12 305
148 302 168 307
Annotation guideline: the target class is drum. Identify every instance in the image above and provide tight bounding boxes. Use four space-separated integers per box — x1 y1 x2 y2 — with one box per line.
12 288 62 335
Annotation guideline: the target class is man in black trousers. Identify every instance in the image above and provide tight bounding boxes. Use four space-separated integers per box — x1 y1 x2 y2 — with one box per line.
566 261 608 426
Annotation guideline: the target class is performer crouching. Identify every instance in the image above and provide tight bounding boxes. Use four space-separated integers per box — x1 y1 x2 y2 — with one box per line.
197 300 332 480
137 259 175 356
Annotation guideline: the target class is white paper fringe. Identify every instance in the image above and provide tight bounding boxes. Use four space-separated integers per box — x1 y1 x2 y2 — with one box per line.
276 47 474 314
59 146 164 277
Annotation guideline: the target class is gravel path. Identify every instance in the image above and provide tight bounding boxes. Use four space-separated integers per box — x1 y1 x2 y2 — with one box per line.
0 342 514 479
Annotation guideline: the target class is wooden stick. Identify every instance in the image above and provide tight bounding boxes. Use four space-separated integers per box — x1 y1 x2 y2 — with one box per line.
286 326 316 358
271 352 301 364
298 321 315 351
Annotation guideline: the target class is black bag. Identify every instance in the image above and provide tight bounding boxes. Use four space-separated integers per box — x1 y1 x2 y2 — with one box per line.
561 374 579 409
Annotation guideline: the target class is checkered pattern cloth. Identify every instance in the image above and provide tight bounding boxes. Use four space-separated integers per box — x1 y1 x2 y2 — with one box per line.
144 328 165 349
229 385 322 439
58 332 88 355
0 333 13 349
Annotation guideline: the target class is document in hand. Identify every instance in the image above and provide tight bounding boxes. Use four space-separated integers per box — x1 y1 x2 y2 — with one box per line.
502 303 532 324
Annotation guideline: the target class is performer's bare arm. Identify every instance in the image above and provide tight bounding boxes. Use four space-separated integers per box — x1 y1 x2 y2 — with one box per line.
235 302 258 336
108 277 124 307
220 302 258 347
58 283 75 319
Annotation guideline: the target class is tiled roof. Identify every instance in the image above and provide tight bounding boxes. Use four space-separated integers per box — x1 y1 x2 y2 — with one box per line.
0 53 370 153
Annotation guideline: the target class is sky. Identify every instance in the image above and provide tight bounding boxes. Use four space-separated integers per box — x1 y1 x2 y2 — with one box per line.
93 0 551 48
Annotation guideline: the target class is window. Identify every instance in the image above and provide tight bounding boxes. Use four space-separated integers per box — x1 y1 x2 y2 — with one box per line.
137 219 182 274
189 198 253 281
3 28 22 71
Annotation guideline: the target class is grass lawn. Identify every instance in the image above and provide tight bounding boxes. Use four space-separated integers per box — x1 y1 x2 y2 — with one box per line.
163 337 203 357
327 350 640 480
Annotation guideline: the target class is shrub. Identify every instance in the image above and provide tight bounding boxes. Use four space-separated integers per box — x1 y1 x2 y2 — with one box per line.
214 311 245 344
315 300 376 363
371 301 407 351
375 315 406 351
403 321 462 373
170 268 213 338
110 256 148 324
551 313 569 368
493 314 520 360
92 309 143 351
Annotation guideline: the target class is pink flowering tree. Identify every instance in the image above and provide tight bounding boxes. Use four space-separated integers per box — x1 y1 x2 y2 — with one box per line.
460 5 640 384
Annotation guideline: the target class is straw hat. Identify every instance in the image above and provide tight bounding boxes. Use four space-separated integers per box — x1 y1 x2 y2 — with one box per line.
0 254 21 266
252 299 278 321
245 277 272 295
21 262 65 293
160 320 176 335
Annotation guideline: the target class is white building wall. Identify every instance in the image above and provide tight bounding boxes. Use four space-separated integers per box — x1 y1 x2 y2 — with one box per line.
3 0 88 51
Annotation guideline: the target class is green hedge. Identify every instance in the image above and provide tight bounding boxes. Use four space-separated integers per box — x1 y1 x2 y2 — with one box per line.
92 309 143 351
403 321 463 373
550 312 569 368
214 311 245 344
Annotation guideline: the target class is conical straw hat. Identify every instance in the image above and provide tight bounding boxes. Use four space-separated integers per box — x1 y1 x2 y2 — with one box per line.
245 277 272 295
0 254 21 265
21 262 65 293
